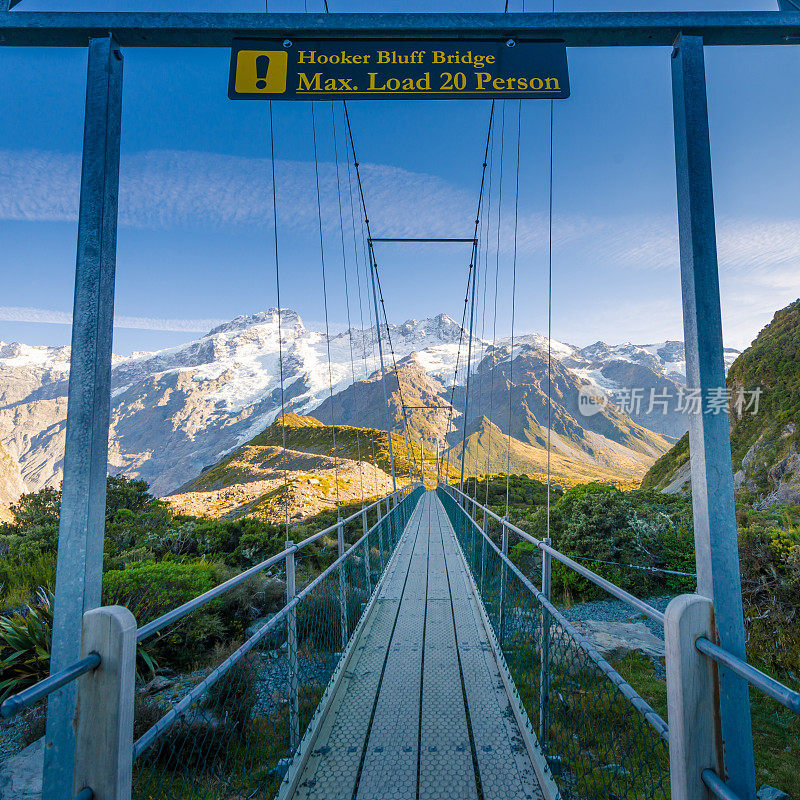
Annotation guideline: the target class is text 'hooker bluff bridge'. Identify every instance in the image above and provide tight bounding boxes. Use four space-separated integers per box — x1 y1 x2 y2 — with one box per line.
2 6 800 800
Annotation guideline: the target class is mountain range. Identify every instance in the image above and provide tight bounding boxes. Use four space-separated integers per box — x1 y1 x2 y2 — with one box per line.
0 309 738 514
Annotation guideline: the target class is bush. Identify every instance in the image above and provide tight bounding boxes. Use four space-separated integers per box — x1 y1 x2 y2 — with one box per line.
0 551 56 610
0 588 53 700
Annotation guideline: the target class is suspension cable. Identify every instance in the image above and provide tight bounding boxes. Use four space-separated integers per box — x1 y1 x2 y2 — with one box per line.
310 100 340 513
546 100 555 539
505 100 523 519
486 100 507 509
331 102 365 506
268 102 289 536
453 102 495 494
344 115 381 500
342 103 399 491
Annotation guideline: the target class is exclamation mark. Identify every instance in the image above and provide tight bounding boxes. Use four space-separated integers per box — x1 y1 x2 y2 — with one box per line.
255 55 270 89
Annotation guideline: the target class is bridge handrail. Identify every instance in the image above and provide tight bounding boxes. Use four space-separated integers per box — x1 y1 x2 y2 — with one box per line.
133 484 421 760
442 483 666 624
442 486 669 741
695 636 800 715
137 487 409 642
0 652 101 719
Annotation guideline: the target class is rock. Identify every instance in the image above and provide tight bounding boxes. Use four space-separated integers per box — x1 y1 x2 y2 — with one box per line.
573 620 665 661
662 459 692 495
141 675 174 695
757 786 790 800
245 613 283 648
269 757 293 780
602 764 630 776
0 737 43 800
155 667 177 678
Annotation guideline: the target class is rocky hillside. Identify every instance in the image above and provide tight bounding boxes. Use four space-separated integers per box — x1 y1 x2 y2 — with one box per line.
0 442 25 522
0 308 693 506
167 414 450 521
642 299 800 507
315 344 671 485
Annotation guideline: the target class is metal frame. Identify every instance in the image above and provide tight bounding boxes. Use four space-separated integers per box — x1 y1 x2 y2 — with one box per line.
4 10 798 799
1 11 800 47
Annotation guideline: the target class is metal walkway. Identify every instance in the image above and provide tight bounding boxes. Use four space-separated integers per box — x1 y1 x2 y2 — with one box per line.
283 491 547 800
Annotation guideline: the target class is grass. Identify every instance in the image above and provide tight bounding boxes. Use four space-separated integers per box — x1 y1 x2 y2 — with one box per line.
616 652 800 797
500 627 670 800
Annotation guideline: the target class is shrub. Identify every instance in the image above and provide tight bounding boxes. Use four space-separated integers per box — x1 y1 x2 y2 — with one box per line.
103 560 220 623
203 647 260 739
0 588 53 700
0 551 56 610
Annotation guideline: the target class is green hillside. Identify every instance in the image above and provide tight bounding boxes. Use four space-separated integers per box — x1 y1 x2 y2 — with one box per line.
640 432 689 491
642 299 800 497
249 413 454 484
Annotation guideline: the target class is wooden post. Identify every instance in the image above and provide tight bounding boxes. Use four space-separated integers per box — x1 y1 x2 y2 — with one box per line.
285 541 300 750
73 606 136 800
665 594 722 800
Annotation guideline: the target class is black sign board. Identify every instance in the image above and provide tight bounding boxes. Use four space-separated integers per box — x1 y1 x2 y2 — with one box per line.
229 39 569 100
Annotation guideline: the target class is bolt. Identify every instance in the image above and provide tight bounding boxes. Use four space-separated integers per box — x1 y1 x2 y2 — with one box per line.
506 38 516 47
283 39 292 48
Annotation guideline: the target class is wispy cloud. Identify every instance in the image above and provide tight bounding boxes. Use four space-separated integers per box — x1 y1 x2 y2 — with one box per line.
2 148 799 350
0 306 224 333
3 149 799 274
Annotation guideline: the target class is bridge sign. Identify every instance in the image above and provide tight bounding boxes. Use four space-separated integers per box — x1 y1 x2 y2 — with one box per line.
229 39 569 100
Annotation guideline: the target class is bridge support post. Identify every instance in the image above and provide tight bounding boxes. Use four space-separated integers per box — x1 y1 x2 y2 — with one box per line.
665 594 721 800
44 35 123 800
337 519 349 650
73 606 136 800
376 500 385 569
362 508 372 595
538 539 552 752
479 513 487 597
671 33 756 800
498 518 508 645
285 541 300 750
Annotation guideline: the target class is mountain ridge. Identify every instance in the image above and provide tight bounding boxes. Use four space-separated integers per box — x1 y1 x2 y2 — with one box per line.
0 308 715 509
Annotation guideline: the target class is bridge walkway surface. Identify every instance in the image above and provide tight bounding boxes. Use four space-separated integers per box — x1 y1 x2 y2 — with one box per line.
283 490 547 800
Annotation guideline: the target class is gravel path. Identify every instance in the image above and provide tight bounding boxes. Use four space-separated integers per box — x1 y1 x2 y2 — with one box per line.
558 595 673 639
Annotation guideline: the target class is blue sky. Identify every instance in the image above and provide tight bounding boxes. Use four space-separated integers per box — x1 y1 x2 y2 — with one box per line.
1 0 799 355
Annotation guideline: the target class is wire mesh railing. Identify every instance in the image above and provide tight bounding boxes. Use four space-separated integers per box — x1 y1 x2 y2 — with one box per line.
130 485 423 800
438 484 670 800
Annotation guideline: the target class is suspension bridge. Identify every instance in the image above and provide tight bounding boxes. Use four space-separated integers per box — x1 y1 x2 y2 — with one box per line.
1 6 800 800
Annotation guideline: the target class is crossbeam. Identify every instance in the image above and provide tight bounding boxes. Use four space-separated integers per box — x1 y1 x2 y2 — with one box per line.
371 238 477 243
1 11 800 48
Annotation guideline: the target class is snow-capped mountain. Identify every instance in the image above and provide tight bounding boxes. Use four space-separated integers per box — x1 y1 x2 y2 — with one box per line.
0 309 734 502
0 310 471 498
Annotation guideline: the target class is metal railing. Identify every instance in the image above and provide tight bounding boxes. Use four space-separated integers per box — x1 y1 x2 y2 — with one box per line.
438 484 670 800
440 483 800 800
0 652 100 720
131 485 424 800
1 648 104 800
694 637 800 800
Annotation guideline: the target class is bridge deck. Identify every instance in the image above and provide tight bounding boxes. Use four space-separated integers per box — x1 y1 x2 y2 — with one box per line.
285 491 545 800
